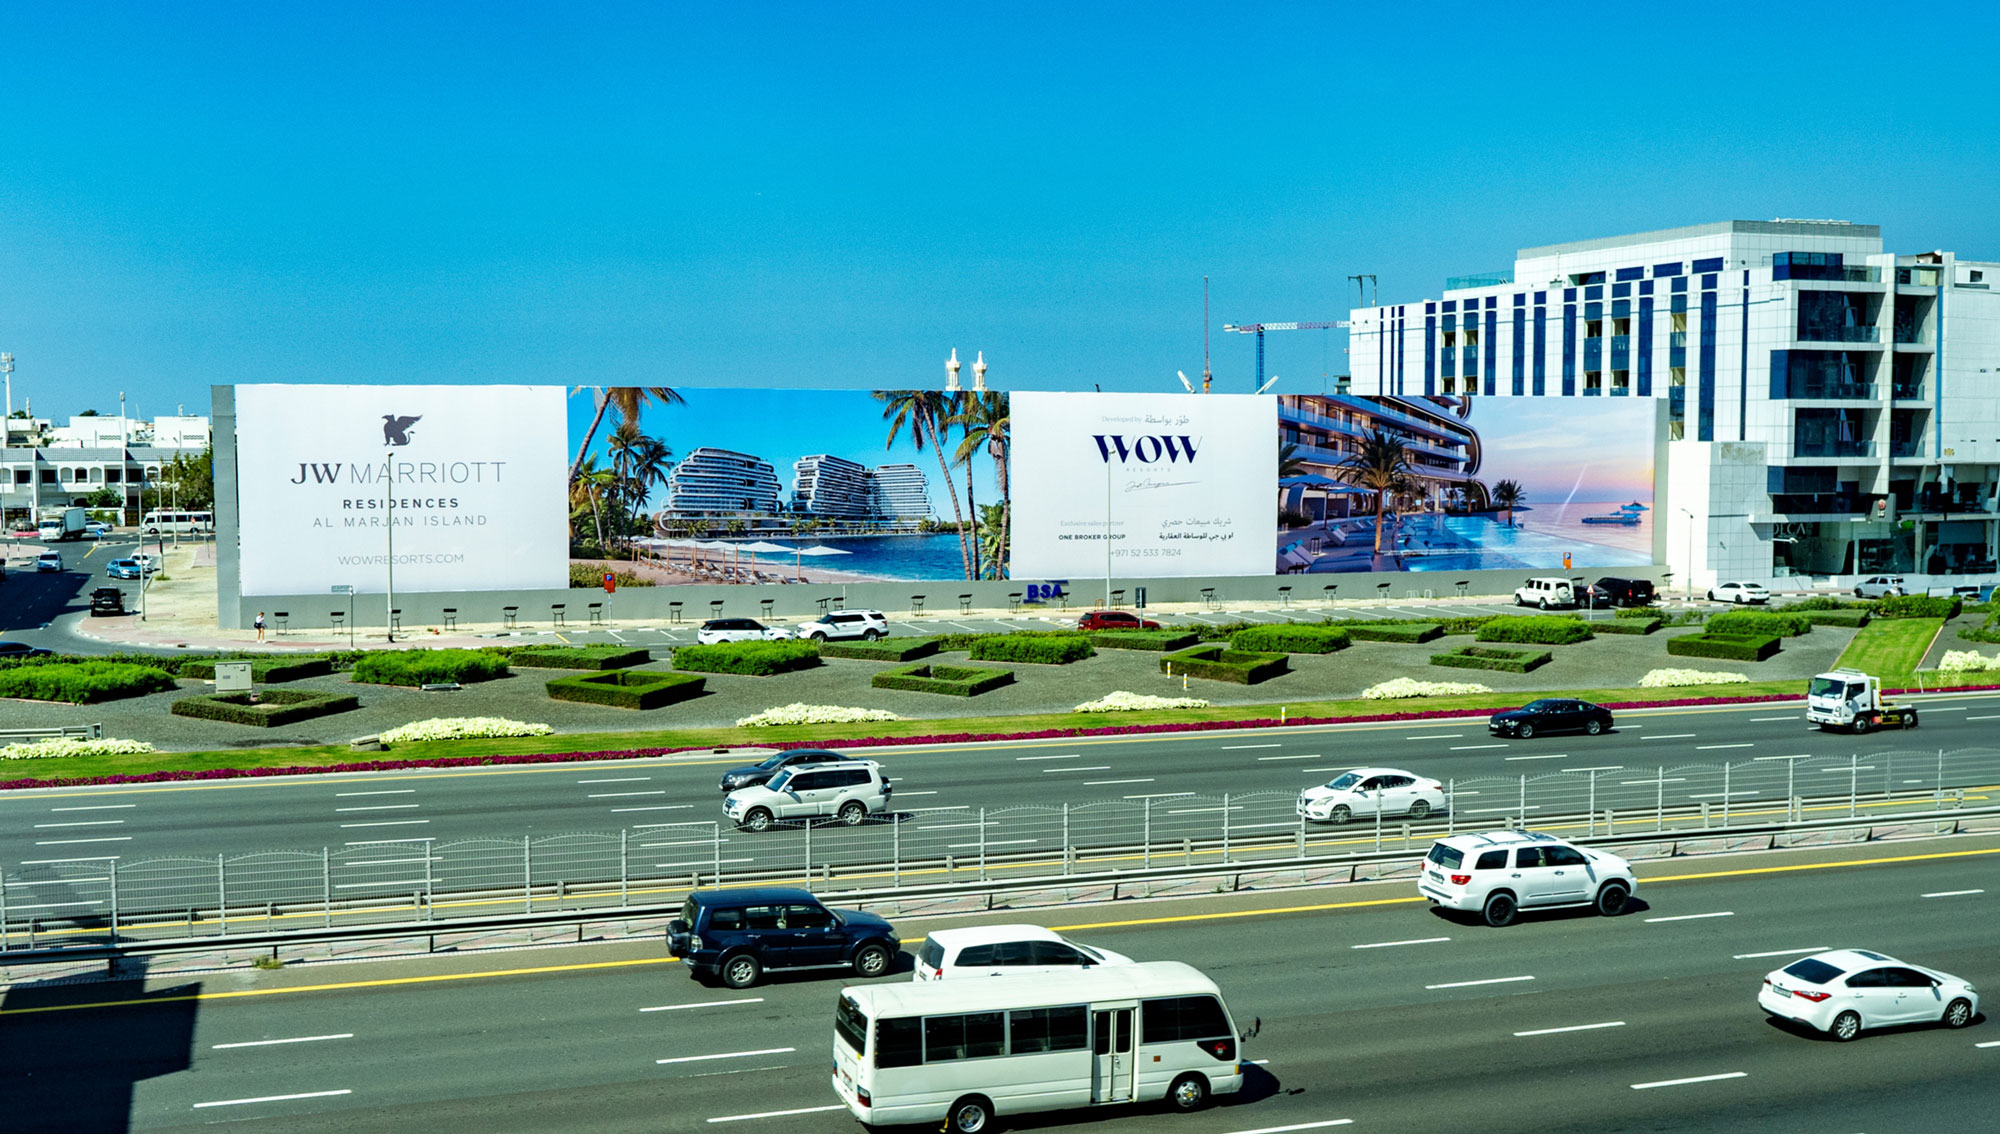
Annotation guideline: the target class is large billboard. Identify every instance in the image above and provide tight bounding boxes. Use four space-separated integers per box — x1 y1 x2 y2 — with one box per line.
234 384 567 596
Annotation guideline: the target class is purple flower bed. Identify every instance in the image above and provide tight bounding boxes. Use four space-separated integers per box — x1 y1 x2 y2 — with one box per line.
9 682 1998 792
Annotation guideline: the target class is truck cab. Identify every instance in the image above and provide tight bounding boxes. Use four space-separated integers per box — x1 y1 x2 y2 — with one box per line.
1806 668 1918 733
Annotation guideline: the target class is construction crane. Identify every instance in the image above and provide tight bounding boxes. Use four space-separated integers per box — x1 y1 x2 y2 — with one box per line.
1223 320 1351 389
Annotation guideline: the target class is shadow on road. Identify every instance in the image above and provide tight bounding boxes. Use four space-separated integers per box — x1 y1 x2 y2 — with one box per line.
0 960 201 1134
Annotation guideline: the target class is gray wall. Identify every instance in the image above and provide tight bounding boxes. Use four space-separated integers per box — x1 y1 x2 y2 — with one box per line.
212 385 242 630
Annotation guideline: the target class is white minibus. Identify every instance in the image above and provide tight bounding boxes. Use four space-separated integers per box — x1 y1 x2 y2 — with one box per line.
140 510 213 535
832 960 1243 1132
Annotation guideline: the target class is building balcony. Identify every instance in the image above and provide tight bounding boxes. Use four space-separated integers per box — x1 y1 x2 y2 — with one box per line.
1779 381 1876 400
1890 440 1922 458
1792 439 1875 458
1892 384 1927 400
1797 325 1880 344
1768 492 1860 516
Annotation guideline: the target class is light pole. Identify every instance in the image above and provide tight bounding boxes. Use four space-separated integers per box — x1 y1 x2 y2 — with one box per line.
1678 506 1696 600
384 451 397 643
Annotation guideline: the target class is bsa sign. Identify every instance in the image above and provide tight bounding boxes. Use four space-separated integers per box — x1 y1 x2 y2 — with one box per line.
233 384 567 597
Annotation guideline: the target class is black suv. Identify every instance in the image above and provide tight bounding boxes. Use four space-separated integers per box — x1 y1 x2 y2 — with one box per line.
1594 577 1657 607
667 887 899 989
89 587 127 616
718 748 848 793
0 641 52 660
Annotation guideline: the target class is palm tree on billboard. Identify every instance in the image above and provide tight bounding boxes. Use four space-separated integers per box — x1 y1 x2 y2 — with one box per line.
607 420 673 541
951 392 1010 580
1337 429 1415 557
571 386 685 484
876 389 973 579
1490 479 1525 526
571 456 617 552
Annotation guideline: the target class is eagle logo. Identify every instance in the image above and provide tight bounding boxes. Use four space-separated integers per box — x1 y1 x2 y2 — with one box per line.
382 414 421 446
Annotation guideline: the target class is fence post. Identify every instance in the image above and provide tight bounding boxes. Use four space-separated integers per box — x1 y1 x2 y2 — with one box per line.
620 829 629 907
1373 788 1383 851
524 836 532 914
804 817 813 890
1061 804 1069 877
1587 770 1597 836
1722 763 1732 828
323 847 331 929
1 861 9 952
1144 799 1152 869
894 815 902 887
424 841 435 920
712 823 721 888
1656 767 1665 832
1849 758 1859 817
218 853 227 934
979 808 987 881
1297 803 1307 858
108 860 119 944
1222 793 1231 862
1447 779 1455 836
1518 775 1526 823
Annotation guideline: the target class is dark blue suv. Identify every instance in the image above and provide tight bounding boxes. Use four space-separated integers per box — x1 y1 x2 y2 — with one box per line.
666 887 900 989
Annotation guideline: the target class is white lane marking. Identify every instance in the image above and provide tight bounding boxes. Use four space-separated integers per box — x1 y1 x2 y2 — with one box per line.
1689 791 1759 799
194 1089 353 1108
950 839 1037 848
338 820 430 828
1257 754 1323 761
1754 753 1815 761
641 999 764 1013
613 805 689 813
1976 1040 2000 1048
707 1105 848 1124
48 804 137 812
1464 805 1542 814
1733 947 1828 959
1403 733 1462 739
342 857 425 867
1125 792 1195 799
1696 743 1755 750
335 789 415 797
34 837 131 845
1922 890 1985 898
1969 715 2000 721
1645 911 1734 923
907 805 969 812
657 1047 795 1065
1450 744 1509 751
1749 716 1797 722
213 1034 354 1049
1514 1020 1625 1037
1504 754 1569 761
20 856 120 864
1352 937 1450 949
1016 754 1080 761
1221 744 1281 750
1042 766 1111 773
1631 1071 1746 1090
1426 975 1534 989
1221 1120 1354 1134
1642 733 1697 740
895 790 938 797
343 837 433 845
1085 778 1155 786
333 805 420 812
579 777 653 784
32 821 125 828
1622 777 1686 785
589 790 668 798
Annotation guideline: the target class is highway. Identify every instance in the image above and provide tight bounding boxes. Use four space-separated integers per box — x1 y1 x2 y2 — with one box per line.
2 836 1994 1132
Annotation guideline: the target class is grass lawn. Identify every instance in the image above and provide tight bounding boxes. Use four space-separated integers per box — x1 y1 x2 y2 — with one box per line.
1832 618 1947 683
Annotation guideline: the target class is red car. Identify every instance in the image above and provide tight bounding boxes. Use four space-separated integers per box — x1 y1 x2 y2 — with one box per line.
1077 610 1161 631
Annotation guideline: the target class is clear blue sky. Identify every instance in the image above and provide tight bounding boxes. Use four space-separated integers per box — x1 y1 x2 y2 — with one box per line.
5 1 1998 421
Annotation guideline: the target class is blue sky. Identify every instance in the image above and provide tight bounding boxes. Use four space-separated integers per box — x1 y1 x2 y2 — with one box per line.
5 2 1999 423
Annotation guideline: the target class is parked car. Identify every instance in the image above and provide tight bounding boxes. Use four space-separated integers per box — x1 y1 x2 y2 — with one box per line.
35 552 62 573
1708 581 1770 604
1759 949 1977 1042
90 587 127 616
696 617 793 645
1594 577 1657 607
1513 577 1575 609
914 924 1133 981
1854 575 1907 599
724 759 892 831
665 887 900 989
1419 829 1636 927
0 641 53 660
105 559 151 580
1077 610 1162 631
1297 768 1447 823
1488 698 1615 739
717 748 850 793
1575 582 1614 609
795 609 889 642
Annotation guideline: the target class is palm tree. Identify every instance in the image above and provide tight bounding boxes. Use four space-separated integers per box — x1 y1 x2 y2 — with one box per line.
1337 430 1416 557
569 456 617 552
952 392 1011 580
876 389 973 579
571 386 685 484
607 420 674 543
1490 479 1525 526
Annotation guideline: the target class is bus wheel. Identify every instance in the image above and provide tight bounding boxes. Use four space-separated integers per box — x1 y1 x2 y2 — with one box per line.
946 1095 993 1133
1168 1073 1210 1112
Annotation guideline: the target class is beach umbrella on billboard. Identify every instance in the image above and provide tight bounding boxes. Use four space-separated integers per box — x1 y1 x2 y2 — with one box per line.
738 541 796 579
794 543 852 583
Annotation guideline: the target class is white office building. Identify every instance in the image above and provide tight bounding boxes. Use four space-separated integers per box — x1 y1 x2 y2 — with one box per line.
1347 220 2000 588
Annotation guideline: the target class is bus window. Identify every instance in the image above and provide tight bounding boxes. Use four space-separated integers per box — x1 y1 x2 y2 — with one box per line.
876 1017 922 1068
1009 1006 1088 1054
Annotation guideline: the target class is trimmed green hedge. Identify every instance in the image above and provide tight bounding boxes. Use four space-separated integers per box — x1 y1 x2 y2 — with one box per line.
546 670 705 709
1961 610 2000 644
819 639 941 662
1707 610 1813 638
968 634 1095 665
1087 630 1201 652
926 629 1081 651
0 661 178 704
1160 644 1290 685
871 662 1015 696
1872 594 1962 620
1475 616 1593 645
1666 633 1782 662
1230 625 1353 654
1614 605 1663 619
505 645 651 670
170 689 360 726
1589 616 1662 635
1798 609 1871 628
671 641 822 676
351 649 511 686
1790 596 1870 612
179 656 335 683
1326 620 1446 644
1430 645 1552 673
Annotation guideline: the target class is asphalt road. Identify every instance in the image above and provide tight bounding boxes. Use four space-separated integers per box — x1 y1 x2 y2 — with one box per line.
0 535 181 655
2 836 1994 1133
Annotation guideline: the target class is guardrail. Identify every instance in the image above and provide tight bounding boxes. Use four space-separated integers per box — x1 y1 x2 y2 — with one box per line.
0 723 103 742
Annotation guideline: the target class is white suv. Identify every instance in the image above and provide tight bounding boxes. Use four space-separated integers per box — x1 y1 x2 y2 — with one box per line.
1853 575 1906 599
724 760 892 831
914 924 1133 981
1418 830 1635 927
696 617 793 645
796 609 889 642
1513 578 1574 609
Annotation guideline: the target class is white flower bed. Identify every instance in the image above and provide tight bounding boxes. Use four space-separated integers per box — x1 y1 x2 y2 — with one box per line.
1638 667 1753 688
1360 678 1491 700
1939 649 2000 673
0 737 157 760
1074 691 1211 713
378 717 555 743
736 703 903 728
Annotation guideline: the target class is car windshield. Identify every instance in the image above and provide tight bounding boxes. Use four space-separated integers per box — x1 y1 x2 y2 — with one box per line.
1523 699 1558 713
1783 957 1846 985
1808 677 1845 698
1073 943 1105 962
1425 844 1464 869
767 769 794 791
1326 773 1362 790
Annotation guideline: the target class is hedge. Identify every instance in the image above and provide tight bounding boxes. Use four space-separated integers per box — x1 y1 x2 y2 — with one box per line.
1666 633 1782 662
0 662 179 704
1706 610 1813 638
1589 616 1662 635
179 656 334 683
1430 645 1552 673
871 663 1015 696
1087 631 1201 652
968 634 1095 665
926 629 1082 651
546 670 705 709
0 650 367 678
1961 610 2000 644
1230 625 1352 654
351 649 511 686
1791 596 1871 612
819 639 941 662
1160 644 1290 685
1327 621 1446 644
1872 594 1962 620
1798 609 1871 628
170 689 360 726
671 640 822 676
505 645 651 670
1475 616 1593 645
1614 606 1664 619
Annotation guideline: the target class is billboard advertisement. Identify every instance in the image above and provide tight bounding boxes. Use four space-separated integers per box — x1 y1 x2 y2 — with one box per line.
234 384 568 596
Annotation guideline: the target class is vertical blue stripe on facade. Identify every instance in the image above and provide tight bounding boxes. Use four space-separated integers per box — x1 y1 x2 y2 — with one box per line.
1738 272 1751 440
1511 303 1526 396
1533 302 1547 395
1562 302 1577 396
1637 295 1654 397
1698 286 1718 441
1424 314 1435 397
1484 307 1498 396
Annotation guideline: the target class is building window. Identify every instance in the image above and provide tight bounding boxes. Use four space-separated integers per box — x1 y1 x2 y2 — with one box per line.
1671 366 1687 387
1669 420 1685 441
1611 370 1630 395
1585 320 1603 339
1585 370 1603 394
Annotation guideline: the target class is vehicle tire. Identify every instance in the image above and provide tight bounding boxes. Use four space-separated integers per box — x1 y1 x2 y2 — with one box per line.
1594 881 1630 917
1515 595 1528 607
809 631 827 641
852 943 891 978
863 628 883 641
1852 715 1872 735
742 807 774 832
1584 720 1604 736
1516 723 1535 739
1408 799 1432 820
1853 588 1864 598
945 1095 993 1134
1736 592 1748 604
1944 997 1974 1029
1482 891 1518 927
1907 709 1919 729
1329 804 1352 824
1707 590 1717 601
1168 1073 1210 1113
838 800 866 826
1539 598 1550 610
1830 1010 1863 1042
720 952 762 989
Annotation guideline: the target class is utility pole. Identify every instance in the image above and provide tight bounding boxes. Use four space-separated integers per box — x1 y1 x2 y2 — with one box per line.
1202 278 1213 394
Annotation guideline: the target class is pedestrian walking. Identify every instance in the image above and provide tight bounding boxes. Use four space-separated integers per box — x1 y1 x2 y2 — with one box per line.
254 611 266 642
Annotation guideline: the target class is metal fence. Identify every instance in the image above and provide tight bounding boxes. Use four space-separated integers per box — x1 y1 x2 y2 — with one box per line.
5 745 1994 951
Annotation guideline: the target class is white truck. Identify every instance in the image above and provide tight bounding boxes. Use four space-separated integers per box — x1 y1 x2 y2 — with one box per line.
36 507 87 542
1805 668 1920 734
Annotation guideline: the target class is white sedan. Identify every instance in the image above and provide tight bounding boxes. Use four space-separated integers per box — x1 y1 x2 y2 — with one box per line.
1708 581 1770 604
695 617 794 645
1297 768 1446 824
1760 949 1978 1041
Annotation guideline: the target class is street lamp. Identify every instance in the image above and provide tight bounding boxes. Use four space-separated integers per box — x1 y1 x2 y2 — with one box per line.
1678 506 1696 600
